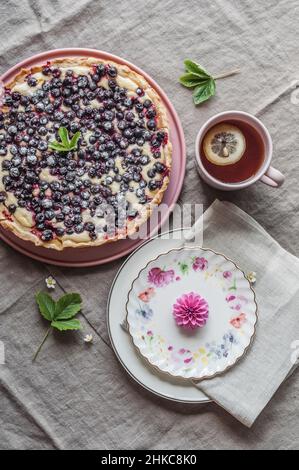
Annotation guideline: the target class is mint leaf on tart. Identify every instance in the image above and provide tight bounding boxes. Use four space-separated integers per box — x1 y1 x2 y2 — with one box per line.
58 126 70 147
69 131 81 150
48 142 70 152
48 127 81 152
33 291 82 362
179 59 240 106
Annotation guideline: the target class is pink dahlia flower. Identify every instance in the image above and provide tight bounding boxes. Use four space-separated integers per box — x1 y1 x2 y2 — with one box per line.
192 257 208 271
148 267 175 287
173 292 209 329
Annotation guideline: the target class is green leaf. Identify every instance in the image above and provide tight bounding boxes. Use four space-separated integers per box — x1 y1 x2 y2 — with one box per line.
180 59 239 107
58 127 70 147
48 141 70 152
54 293 82 320
179 73 209 88
33 290 83 361
180 59 215 106
48 128 81 152
179 262 189 275
51 319 82 331
228 278 237 291
69 131 81 150
193 78 216 105
184 59 210 78
35 292 56 321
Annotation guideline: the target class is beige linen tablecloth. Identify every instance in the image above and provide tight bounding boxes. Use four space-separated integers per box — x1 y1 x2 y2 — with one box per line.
0 0 299 449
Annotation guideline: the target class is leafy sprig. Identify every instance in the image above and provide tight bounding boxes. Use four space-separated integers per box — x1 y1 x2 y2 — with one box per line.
33 291 82 362
48 127 81 152
179 59 240 105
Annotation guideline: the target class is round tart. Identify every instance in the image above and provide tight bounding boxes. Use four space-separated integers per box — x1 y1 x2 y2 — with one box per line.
0 58 172 250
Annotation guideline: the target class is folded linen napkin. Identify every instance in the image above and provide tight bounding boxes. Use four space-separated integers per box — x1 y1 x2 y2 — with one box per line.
191 199 299 427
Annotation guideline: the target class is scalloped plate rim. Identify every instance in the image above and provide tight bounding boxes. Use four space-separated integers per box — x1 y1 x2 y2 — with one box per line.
126 246 258 381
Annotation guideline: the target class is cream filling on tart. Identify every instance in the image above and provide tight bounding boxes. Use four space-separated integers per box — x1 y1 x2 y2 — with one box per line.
0 58 172 249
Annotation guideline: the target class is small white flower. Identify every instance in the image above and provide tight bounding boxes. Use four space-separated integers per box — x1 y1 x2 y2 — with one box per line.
84 334 93 343
45 276 56 289
247 271 257 285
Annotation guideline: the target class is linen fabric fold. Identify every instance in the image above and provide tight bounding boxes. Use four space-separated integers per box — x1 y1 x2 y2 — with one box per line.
193 200 299 427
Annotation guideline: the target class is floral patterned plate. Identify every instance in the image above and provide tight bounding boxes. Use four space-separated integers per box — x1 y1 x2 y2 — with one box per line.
126 247 257 380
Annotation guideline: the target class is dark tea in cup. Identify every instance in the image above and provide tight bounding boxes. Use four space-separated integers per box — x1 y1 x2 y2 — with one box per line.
200 120 265 184
195 111 285 190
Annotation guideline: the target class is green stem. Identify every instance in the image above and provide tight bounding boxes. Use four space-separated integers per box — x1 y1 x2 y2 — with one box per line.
213 68 241 80
32 326 52 362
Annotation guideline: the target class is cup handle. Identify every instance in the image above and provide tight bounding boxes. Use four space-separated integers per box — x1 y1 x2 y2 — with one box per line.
260 166 285 188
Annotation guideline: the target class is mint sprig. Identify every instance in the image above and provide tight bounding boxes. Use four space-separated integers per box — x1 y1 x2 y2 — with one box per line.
33 291 82 362
48 127 81 152
179 59 240 106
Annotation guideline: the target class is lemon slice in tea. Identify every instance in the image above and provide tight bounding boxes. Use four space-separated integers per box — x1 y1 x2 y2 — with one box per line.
203 123 246 166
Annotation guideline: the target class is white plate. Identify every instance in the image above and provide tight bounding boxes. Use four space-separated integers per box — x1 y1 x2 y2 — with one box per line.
126 247 257 380
107 229 211 403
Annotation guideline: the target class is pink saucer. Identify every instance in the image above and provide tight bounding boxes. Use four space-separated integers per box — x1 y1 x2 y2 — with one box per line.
0 48 186 267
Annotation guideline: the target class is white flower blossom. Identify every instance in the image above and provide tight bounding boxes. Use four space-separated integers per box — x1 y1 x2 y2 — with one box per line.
247 271 256 285
45 276 56 289
84 334 93 343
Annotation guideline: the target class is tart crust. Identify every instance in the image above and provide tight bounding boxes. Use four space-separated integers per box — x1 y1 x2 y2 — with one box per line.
0 58 172 250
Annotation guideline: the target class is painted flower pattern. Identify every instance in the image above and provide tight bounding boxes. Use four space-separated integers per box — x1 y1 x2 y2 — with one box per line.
138 287 155 303
147 267 175 287
136 304 153 320
223 271 232 279
178 262 189 275
130 250 256 377
173 292 209 329
192 257 208 271
230 313 246 329
206 331 238 359
141 328 239 372
226 294 248 311
226 294 236 303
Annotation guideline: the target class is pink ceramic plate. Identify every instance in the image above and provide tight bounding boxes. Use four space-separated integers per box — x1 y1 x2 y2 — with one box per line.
0 48 186 267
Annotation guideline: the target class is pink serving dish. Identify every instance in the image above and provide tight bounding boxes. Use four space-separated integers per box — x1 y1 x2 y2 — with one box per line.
0 48 186 267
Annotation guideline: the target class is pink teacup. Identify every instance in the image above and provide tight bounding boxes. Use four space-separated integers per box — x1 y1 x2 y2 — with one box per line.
195 110 285 191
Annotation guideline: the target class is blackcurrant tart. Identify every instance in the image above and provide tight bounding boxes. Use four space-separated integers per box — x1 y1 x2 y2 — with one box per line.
0 58 172 249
